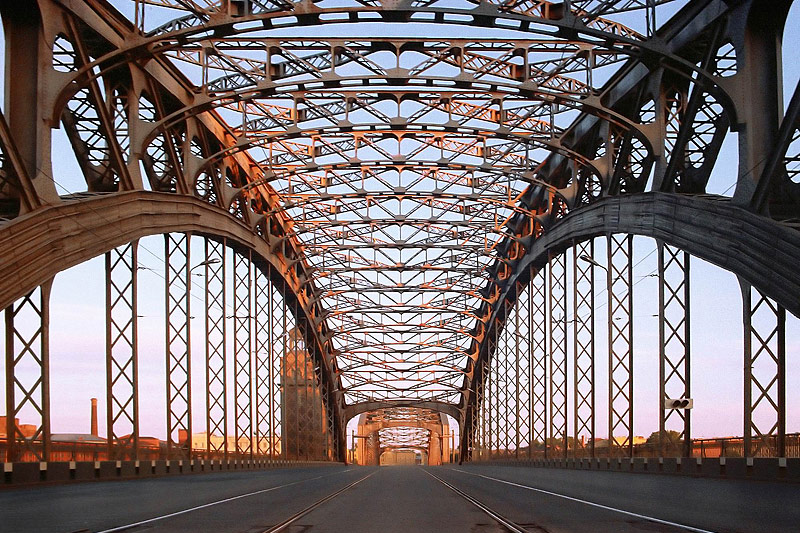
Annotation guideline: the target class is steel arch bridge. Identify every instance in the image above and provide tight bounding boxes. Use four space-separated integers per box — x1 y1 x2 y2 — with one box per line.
0 0 798 469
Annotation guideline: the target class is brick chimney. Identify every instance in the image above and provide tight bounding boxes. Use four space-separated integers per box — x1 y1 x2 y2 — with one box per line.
91 398 98 436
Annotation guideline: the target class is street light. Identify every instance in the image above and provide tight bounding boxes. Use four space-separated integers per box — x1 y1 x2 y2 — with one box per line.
579 254 606 271
191 258 221 271
191 258 221 276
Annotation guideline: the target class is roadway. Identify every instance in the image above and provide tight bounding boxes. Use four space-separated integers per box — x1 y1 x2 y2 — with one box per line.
1 464 797 532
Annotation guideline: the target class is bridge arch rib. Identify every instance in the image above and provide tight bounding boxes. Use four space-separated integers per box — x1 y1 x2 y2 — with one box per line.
0 191 347 461
1 0 799 470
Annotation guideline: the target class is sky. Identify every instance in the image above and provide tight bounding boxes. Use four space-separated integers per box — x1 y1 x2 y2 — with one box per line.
0 1 799 449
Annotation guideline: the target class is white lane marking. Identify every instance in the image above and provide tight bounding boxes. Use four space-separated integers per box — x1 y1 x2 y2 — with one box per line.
451 468 718 533
95 468 353 533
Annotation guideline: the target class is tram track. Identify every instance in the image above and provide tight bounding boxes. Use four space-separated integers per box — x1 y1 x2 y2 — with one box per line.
91 468 360 533
259 470 378 533
448 468 718 533
422 469 532 533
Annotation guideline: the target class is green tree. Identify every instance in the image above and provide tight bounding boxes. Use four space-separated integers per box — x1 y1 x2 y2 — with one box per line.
646 430 681 446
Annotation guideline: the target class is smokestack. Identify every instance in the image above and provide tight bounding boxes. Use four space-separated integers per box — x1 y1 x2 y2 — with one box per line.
91 398 98 436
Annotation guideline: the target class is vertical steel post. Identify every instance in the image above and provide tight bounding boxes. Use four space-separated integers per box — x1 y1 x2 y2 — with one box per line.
165 233 192 460
254 266 271 458
289 299 299 461
573 239 595 457
741 280 786 458
105 242 139 460
548 252 568 457
488 316 498 458
515 282 532 460
479 357 489 460
607 234 633 458
4 281 52 462
500 310 509 458
233 250 253 458
205 238 227 459
271 281 285 463
530 265 548 458
513 288 522 459
657 242 691 458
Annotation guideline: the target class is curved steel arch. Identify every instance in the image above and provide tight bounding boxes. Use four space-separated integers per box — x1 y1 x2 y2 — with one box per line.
461 191 800 456
344 400 461 421
0 191 347 457
2 0 798 464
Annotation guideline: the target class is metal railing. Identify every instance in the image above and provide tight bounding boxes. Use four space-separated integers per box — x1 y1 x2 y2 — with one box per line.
472 434 800 460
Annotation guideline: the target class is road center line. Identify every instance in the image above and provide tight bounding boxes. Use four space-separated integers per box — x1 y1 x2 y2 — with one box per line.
451 468 718 533
95 468 353 533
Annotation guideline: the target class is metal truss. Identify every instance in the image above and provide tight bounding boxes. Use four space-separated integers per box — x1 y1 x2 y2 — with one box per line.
4 283 52 462
607 234 633 457
165 233 192 459
741 281 786 458
471 358 490 461
514 281 532 459
105 242 139 460
486 318 500 458
233 249 253 457
530 267 548 457
205 238 227 458
41 0 686 417
270 281 287 461
357 407 445 463
474 281 533 459
2 0 800 465
548 252 569 457
254 266 273 459
573 240 595 457
658 242 690 458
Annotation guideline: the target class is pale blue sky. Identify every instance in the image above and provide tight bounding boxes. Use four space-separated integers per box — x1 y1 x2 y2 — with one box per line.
0 2 798 446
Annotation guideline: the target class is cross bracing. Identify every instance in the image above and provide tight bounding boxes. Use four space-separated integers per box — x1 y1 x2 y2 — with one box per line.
0 0 799 463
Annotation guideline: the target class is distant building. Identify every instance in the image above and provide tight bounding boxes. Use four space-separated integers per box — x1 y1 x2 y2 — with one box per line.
180 430 281 455
0 416 37 439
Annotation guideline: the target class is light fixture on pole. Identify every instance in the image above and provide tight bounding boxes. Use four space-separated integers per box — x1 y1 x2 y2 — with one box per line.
579 254 606 271
191 257 221 276
191 258 221 271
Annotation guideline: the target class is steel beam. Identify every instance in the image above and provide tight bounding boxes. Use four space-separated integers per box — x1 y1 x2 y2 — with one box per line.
515 281 532 459
271 280 286 462
205 238 227 458
4 282 52 462
233 249 253 458
752 79 800 217
487 316 499 459
731 1 792 206
548 252 568 458
607 234 633 458
105 242 139 460
165 233 192 460
254 265 272 458
573 239 595 457
658 242 691 458
741 281 786 458
0 2 58 205
343 400 461 421
0 109 40 215
530 266 548 458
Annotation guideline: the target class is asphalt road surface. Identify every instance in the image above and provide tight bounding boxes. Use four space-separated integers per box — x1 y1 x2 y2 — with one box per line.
1 464 797 532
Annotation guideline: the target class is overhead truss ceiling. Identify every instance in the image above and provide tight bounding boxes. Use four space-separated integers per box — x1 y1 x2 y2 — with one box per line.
5 0 798 435
80 0 688 410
